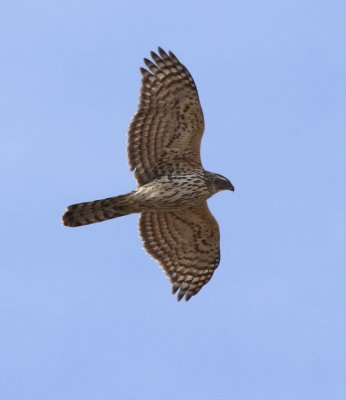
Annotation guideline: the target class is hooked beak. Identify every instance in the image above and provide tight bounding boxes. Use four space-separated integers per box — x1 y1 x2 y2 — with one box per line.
228 181 235 191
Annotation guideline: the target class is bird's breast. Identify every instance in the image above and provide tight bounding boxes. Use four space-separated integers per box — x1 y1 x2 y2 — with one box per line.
134 172 211 210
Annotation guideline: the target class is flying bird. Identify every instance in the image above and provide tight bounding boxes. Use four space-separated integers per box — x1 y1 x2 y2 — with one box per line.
62 47 234 301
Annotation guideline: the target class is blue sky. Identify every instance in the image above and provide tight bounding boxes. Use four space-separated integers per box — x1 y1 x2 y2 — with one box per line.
1 1 346 399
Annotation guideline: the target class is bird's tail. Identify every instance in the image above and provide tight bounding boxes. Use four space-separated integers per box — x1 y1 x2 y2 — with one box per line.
62 193 135 227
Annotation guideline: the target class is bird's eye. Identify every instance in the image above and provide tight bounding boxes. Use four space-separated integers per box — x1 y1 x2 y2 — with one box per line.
217 175 228 182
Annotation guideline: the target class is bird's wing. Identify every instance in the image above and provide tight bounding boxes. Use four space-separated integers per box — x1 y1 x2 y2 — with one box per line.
139 202 220 301
128 47 205 185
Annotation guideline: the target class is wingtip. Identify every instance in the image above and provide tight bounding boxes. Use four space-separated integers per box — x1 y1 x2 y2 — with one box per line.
172 283 179 295
185 292 193 301
168 50 177 60
177 290 185 301
172 283 195 302
150 50 158 60
140 67 150 77
158 47 169 59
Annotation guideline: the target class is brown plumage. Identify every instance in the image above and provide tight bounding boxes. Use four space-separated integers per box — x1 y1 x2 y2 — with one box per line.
62 48 234 301
128 49 204 185
139 203 220 301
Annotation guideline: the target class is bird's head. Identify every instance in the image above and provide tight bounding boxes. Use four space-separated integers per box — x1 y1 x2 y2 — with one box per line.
211 173 235 193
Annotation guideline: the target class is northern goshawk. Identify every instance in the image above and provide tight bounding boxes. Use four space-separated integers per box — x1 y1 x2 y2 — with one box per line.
62 48 234 301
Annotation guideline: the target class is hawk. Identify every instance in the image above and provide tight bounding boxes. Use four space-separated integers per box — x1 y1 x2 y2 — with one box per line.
62 48 234 301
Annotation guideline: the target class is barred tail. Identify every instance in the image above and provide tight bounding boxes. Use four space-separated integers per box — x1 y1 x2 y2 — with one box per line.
62 193 135 227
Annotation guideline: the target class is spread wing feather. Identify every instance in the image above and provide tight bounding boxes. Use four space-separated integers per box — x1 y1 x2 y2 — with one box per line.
139 202 220 301
128 47 205 185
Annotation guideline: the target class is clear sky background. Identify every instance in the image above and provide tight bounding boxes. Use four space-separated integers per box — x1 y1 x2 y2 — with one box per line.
1 1 345 399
